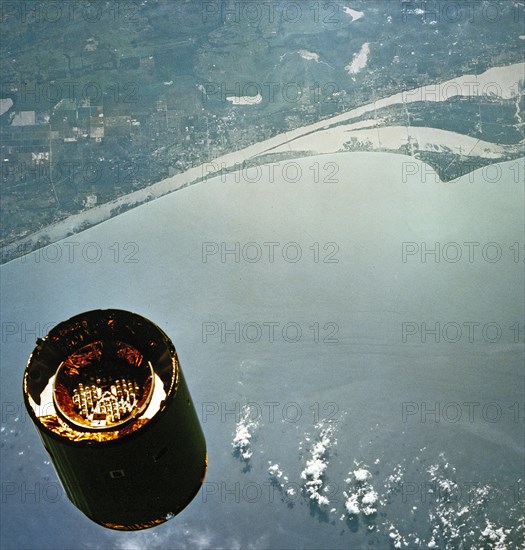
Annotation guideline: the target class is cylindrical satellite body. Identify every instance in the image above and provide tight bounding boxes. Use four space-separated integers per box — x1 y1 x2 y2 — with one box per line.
23 309 207 530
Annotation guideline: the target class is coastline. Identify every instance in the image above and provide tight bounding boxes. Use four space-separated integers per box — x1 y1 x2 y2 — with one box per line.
2 61 523 263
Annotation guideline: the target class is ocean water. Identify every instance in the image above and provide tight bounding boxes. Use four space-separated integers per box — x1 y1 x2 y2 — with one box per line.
1 152 523 549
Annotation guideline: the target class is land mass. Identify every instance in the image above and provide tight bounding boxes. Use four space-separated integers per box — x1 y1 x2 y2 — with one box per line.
2 61 523 264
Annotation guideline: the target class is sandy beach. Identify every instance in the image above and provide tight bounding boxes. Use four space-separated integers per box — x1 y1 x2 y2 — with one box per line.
270 125 517 158
3 61 523 261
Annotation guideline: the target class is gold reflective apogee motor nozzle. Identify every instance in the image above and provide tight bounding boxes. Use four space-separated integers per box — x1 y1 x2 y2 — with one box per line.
53 341 155 431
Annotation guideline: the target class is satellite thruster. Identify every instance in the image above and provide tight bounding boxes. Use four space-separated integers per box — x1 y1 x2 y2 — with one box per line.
23 309 207 530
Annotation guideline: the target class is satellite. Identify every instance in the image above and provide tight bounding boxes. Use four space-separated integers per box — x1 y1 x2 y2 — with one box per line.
22 309 207 530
